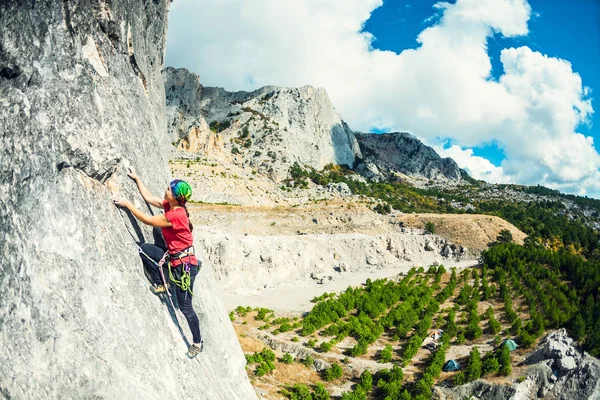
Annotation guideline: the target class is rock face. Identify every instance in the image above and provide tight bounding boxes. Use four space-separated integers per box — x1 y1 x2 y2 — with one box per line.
0 2 255 399
200 228 475 296
164 67 360 180
435 329 600 400
355 132 464 183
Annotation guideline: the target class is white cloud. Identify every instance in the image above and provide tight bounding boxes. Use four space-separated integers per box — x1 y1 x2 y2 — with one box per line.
166 0 598 196
439 145 513 183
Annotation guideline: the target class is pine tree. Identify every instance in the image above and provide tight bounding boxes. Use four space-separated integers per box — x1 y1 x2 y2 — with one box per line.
499 344 512 376
465 347 482 382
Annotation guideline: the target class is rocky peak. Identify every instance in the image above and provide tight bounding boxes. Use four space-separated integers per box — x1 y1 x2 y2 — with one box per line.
0 2 254 399
355 132 464 183
164 67 360 180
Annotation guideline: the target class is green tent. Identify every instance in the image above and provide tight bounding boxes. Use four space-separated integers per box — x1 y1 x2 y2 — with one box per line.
443 359 461 372
502 339 518 351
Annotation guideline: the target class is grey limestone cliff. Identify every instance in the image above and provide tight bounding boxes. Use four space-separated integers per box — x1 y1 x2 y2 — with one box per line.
355 132 464 183
164 68 467 185
164 67 360 180
0 1 255 399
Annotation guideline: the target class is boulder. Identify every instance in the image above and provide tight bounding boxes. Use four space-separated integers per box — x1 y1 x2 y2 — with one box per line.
425 241 436 251
441 244 452 257
558 356 577 371
260 254 272 263
327 182 352 198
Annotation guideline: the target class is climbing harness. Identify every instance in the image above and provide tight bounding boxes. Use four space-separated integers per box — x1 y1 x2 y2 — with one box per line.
167 247 196 297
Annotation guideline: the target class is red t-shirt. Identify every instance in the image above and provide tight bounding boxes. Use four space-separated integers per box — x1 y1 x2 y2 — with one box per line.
161 200 198 266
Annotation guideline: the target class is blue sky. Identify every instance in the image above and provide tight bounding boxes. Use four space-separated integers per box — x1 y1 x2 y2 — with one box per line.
363 0 600 169
167 0 600 196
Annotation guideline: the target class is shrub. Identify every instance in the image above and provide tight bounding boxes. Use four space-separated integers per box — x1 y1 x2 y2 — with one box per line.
499 344 512 376
374 202 391 215
320 341 333 353
209 119 231 133
302 355 314 368
465 347 482 382
255 360 275 376
424 221 436 234
453 372 466 386
235 305 252 317
280 322 293 333
284 383 312 400
324 363 343 381
456 330 466 344
282 353 294 364
482 356 500 376
255 308 273 321
379 344 393 363
312 383 330 400
358 370 373 390
496 229 513 244
260 348 276 362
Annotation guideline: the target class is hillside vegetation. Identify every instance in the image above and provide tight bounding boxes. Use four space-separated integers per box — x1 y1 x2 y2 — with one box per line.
233 262 537 399
288 163 600 258
227 164 600 399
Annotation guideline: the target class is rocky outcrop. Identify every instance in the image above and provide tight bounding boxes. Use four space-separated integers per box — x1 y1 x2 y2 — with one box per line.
435 329 600 400
164 67 360 180
0 1 255 399
199 227 475 295
355 132 464 183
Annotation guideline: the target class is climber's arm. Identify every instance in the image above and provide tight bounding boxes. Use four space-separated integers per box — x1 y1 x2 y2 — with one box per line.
113 199 172 228
127 168 164 209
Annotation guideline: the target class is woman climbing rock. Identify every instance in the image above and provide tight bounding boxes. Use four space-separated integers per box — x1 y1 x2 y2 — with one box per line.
113 168 203 358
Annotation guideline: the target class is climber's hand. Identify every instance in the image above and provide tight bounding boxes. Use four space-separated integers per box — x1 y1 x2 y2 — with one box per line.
127 167 139 181
113 196 132 209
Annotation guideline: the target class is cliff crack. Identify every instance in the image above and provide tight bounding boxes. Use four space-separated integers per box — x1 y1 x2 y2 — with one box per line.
127 24 148 94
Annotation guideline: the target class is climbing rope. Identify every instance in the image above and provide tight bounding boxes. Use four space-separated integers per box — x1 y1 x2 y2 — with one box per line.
168 259 194 296
115 207 181 325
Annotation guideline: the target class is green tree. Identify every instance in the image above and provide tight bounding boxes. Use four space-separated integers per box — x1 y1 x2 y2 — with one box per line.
313 383 330 400
286 383 312 400
424 221 436 234
358 370 373 391
281 353 294 364
324 363 344 381
453 372 466 386
496 229 513 244
379 344 393 363
482 356 500 376
465 347 482 382
340 387 367 400
302 355 314 368
499 344 512 376
320 341 333 353
572 314 587 341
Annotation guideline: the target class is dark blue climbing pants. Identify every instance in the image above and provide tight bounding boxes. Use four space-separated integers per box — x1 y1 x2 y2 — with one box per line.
139 243 203 344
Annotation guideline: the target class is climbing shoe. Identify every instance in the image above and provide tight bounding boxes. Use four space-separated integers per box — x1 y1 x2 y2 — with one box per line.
187 341 204 358
150 284 168 295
